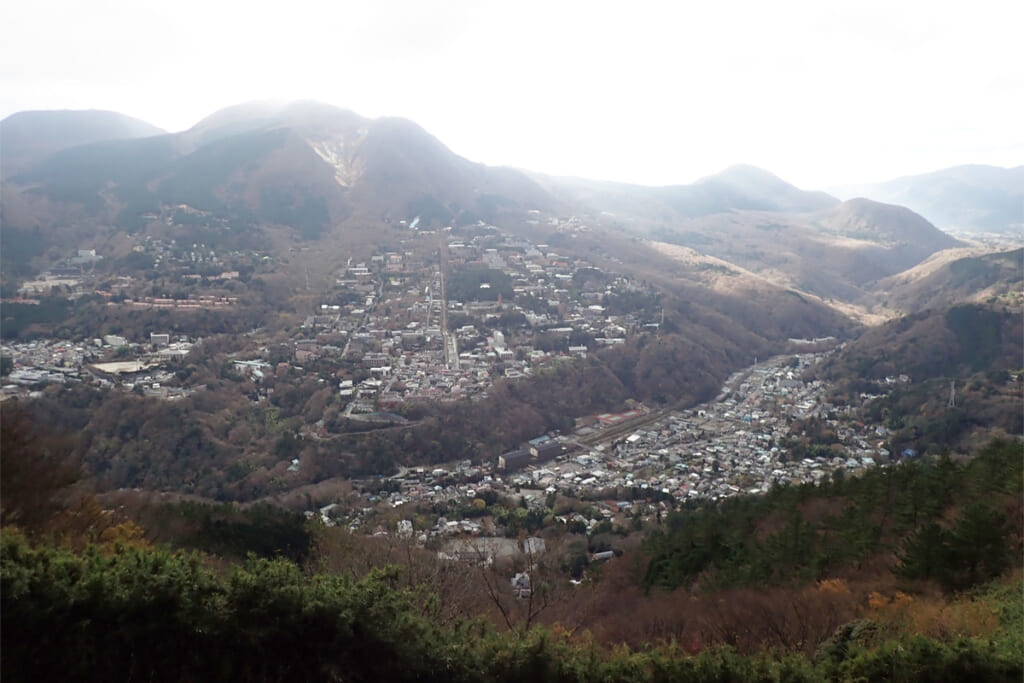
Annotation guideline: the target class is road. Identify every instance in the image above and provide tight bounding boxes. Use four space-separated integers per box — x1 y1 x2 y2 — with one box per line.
340 279 382 361
438 234 459 370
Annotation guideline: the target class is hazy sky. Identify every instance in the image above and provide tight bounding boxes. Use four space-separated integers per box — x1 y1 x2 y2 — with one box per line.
2 0 1021 188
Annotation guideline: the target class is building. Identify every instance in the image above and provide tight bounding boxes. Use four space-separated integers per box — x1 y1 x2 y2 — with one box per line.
498 449 530 471
532 441 564 462
511 572 532 598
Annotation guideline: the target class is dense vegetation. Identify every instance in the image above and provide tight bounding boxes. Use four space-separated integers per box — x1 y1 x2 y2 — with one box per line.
858 373 1022 456
447 266 516 302
4 530 1021 683
818 303 1021 383
4 391 1022 680
642 440 1022 593
813 303 1022 455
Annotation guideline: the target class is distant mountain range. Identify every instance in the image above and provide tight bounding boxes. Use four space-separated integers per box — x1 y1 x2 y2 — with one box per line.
527 167 963 302
0 109 166 177
2 100 1013 311
1 100 560 238
830 165 1024 235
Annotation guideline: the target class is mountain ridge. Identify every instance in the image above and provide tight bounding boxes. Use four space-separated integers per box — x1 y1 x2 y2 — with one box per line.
829 164 1024 234
0 109 166 177
0 101 979 314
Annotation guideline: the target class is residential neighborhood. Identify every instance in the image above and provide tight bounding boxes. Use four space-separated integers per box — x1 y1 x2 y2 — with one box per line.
323 349 911 562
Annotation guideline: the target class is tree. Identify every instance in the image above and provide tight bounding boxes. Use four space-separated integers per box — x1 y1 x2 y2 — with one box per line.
0 407 81 531
894 522 950 584
946 503 1011 589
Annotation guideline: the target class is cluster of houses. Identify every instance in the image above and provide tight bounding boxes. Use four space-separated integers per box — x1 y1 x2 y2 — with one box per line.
1 334 196 401
506 352 896 503
326 350 907 551
270 223 659 415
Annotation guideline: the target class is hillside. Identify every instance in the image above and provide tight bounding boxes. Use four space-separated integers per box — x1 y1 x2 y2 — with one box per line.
1 102 974 318
3 424 1021 682
869 247 1023 314
0 109 165 177
814 303 1022 455
820 303 1021 383
526 170 961 305
2 100 562 255
525 165 838 229
628 200 960 303
643 438 1022 592
685 164 839 214
831 164 1024 235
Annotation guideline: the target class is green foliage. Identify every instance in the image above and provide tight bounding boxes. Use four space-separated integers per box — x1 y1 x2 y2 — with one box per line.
896 503 1012 591
153 501 315 563
1 532 459 682
945 305 1004 372
260 188 329 238
447 266 515 302
0 226 48 278
643 440 1023 593
0 297 73 340
4 531 1022 682
820 633 1022 683
860 372 1022 456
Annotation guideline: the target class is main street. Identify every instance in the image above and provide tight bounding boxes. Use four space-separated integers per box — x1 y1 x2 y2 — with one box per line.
438 233 459 370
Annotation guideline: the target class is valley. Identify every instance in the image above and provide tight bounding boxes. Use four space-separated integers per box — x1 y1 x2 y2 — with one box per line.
1 102 1021 682
1 102 1019 518
334 347 912 540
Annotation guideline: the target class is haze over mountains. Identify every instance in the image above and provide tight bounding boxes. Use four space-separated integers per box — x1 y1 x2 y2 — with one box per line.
1 100 1017 316
0 109 166 177
1 101 560 238
831 165 1024 235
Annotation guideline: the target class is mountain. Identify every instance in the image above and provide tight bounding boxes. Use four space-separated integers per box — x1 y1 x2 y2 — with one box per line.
527 168 964 304
528 164 838 223
686 164 839 214
601 198 963 304
803 198 965 289
0 101 967 314
2 100 562 242
830 165 1024 234
812 197 962 249
0 109 165 176
869 247 1023 314
820 302 1022 383
814 302 1022 453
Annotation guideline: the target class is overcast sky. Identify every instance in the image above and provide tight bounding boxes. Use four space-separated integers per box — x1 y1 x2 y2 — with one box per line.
2 0 1021 188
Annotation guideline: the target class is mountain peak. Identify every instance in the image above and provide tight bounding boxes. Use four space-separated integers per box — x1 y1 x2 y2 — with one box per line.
185 100 368 147
689 164 838 213
0 109 165 175
828 165 1024 234
815 197 963 251
700 164 787 184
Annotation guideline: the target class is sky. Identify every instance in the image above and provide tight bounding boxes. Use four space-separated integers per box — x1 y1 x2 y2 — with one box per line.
2 0 1022 189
